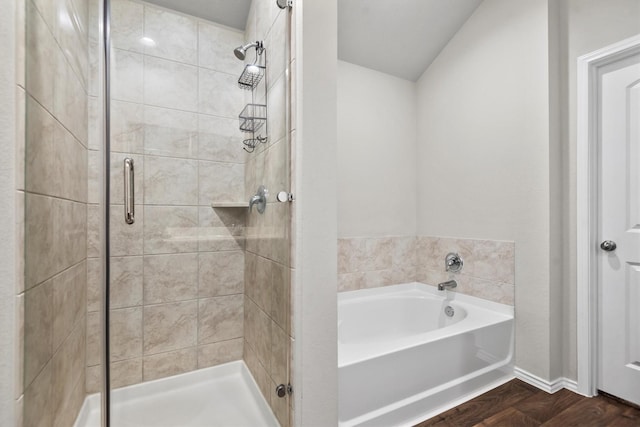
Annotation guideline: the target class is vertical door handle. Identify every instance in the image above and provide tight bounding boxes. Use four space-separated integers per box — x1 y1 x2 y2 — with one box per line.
124 158 134 224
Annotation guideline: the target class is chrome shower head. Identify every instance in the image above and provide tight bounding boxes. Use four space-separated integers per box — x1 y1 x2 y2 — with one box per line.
233 41 262 61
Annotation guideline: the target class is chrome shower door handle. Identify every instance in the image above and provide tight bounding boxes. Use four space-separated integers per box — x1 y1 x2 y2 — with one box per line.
124 158 134 224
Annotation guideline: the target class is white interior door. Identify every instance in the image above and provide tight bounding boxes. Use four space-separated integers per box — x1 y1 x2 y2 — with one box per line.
598 51 640 406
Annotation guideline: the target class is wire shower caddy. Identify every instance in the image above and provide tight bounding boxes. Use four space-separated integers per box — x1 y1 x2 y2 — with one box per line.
238 42 267 152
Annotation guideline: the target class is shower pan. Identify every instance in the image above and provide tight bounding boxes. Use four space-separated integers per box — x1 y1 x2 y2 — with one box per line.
22 0 294 426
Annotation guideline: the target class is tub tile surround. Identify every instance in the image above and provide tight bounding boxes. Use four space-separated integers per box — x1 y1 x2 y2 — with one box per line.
85 0 250 394
338 236 515 305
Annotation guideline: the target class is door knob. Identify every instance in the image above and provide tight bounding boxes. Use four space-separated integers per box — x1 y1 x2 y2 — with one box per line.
600 240 617 251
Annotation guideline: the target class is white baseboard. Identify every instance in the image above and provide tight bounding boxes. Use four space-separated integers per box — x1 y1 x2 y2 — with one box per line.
514 367 578 394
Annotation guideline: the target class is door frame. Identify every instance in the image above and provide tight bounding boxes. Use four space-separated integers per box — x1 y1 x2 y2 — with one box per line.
577 34 640 397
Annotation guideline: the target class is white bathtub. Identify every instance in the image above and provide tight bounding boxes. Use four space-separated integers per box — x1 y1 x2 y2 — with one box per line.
338 282 514 427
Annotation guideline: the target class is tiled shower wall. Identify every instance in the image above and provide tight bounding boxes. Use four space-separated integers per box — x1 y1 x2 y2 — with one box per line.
242 1 293 426
338 236 515 305
21 0 89 425
85 0 248 392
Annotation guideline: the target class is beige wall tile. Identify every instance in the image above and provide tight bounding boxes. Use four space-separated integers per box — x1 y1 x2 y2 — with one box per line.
197 21 244 75
110 203 143 256
110 256 143 309
24 281 52 388
110 307 143 361
243 340 270 399
143 348 197 382
26 1 55 112
26 99 88 203
198 206 245 252
144 106 198 159
53 48 88 145
338 272 365 293
111 358 142 389
244 298 271 369
86 258 101 312
270 262 290 332
87 204 101 258
23 361 52 427
86 311 101 367
144 56 198 112
51 321 85 425
143 253 198 304
266 74 286 144
52 261 86 352
111 100 144 154
270 321 288 384
198 114 244 164
144 301 197 354
111 0 143 52
198 295 243 344
24 194 55 288
199 160 244 204
143 6 198 65
143 206 198 254
111 48 143 103
198 68 243 117
86 365 101 394
197 338 243 369
144 156 198 205
198 251 244 297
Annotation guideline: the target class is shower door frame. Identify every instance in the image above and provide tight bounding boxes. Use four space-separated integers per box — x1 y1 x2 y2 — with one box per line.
101 0 111 425
576 33 640 399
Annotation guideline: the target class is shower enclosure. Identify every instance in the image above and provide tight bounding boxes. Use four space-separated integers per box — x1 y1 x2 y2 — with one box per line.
21 0 294 425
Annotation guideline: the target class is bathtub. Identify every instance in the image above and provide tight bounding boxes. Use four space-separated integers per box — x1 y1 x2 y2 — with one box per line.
338 282 514 427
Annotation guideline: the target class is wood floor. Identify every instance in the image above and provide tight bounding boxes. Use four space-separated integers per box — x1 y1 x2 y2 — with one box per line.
414 379 640 427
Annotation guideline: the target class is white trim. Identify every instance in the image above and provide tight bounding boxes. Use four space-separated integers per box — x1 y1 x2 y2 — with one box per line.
514 368 581 395
576 34 640 398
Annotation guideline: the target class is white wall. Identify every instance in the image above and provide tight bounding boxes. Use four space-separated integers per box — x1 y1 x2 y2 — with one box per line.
0 0 16 423
294 0 338 425
560 0 640 380
415 0 555 379
337 60 417 238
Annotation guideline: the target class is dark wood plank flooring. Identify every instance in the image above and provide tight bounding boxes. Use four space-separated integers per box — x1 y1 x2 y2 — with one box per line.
414 379 640 427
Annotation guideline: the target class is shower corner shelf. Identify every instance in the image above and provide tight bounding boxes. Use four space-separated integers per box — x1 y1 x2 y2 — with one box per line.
211 201 248 209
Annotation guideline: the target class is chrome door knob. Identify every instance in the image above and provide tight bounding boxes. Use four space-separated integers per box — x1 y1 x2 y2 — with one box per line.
600 240 617 251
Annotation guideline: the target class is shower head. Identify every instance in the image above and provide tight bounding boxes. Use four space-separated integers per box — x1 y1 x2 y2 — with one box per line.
233 41 263 60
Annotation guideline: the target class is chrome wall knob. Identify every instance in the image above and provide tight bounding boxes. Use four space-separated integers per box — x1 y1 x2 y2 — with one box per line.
600 240 617 251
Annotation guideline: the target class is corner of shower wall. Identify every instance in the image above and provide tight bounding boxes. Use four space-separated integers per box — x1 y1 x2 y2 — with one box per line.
242 0 294 426
21 0 91 424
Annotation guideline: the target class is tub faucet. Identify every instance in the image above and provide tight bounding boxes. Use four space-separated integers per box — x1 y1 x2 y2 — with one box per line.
437 280 457 291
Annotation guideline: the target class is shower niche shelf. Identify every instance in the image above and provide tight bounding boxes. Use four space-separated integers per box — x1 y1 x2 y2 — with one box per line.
210 201 248 209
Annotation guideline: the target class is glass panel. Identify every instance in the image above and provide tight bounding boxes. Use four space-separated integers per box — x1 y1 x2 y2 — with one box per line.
23 0 103 425
106 0 292 425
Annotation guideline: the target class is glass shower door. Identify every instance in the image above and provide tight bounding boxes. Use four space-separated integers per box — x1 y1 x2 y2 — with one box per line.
104 0 292 425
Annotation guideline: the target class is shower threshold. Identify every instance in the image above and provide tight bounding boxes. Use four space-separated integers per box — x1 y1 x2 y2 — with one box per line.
74 360 280 427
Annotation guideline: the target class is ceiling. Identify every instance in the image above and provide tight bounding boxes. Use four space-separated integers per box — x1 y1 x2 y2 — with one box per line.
144 0 252 30
338 0 483 81
143 0 483 81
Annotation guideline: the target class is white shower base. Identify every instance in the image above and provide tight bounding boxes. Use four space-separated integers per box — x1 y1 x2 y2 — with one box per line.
74 361 279 427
